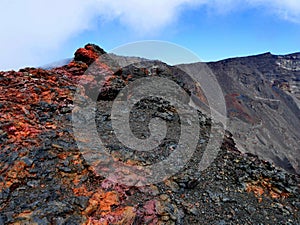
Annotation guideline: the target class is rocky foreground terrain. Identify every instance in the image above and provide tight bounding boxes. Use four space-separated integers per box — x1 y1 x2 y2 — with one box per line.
0 44 299 224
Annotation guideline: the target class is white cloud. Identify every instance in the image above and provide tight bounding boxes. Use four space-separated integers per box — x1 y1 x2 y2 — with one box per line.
93 0 205 33
0 0 95 70
0 0 299 70
0 0 205 70
246 0 300 23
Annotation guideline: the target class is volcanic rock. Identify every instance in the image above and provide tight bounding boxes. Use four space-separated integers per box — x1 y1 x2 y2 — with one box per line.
179 52 300 175
74 43 106 66
0 44 299 224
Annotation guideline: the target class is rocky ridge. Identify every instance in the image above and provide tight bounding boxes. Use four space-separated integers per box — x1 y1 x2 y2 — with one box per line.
0 44 299 224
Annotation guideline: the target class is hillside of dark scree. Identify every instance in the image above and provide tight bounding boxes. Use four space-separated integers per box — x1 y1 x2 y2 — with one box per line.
0 44 299 224
179 52 300 175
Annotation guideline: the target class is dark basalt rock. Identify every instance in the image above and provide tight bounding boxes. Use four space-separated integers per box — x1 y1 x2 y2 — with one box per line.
0 45 299 224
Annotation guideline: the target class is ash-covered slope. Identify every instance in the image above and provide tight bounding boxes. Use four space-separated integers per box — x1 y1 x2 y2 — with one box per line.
0 44 299 224
179 52 300 175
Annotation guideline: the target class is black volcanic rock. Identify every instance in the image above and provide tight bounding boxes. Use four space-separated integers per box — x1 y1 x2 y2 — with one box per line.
0 46 299 224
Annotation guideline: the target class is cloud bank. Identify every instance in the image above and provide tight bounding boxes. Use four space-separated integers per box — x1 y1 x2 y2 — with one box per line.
251 0 300 23
0 0 299 70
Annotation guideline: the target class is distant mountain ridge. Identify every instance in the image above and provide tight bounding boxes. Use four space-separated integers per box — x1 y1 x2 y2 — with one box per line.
204 52 300 174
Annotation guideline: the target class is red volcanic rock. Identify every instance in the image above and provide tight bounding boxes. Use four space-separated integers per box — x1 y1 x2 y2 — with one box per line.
0 46 299 225
74 44 106 66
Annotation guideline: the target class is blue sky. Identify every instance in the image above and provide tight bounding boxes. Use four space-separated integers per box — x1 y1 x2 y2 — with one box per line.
0 0 300 70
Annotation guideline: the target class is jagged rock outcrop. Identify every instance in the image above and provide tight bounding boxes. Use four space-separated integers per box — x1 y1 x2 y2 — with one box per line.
74 44 106 66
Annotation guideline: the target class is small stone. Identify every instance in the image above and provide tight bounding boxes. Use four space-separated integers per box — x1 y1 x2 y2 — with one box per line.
160 194 169 201
0 129 7 136
156 202 168 216
21 157 33 166
71 196 88 209
292 201 300 208
59 167 72 173
165 180 180 192
60 107 71 114
222 197 235 203
188 206 198 216
52 217 65 225
161 215 170 221
187 179 199 189
0 215 6 225
27 180 40 188
148 185 160 196
52 144 63 149
165 221 175 225
217 220 226 225
199 139 206 144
